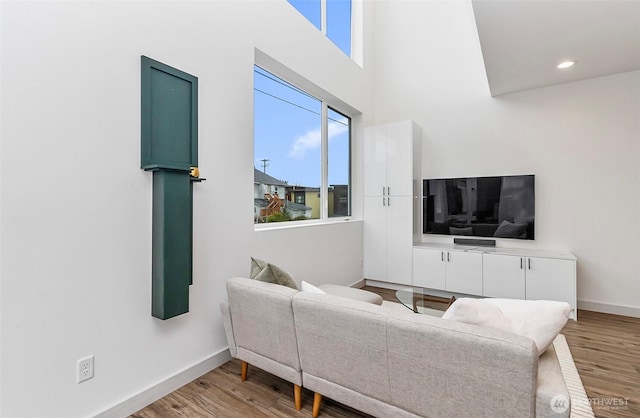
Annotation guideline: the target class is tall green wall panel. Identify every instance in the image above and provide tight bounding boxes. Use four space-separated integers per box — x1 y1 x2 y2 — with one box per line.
141 55 198 171
151 171 192 319
141 56 198 320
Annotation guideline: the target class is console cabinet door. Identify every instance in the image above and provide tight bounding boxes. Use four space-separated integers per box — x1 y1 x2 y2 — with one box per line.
525 257 576 317
482 254 526 299
413 248 446 290
445 251 483 295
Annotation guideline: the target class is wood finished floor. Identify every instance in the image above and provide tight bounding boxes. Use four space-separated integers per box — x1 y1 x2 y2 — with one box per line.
131 286 640 418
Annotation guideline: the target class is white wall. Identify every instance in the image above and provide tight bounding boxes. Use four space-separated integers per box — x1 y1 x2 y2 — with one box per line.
0 1 371 416
252 221 364 286
370 1 640 314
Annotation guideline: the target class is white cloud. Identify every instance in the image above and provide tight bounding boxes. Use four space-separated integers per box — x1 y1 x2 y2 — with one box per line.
288 122 348 159
288 128 320 159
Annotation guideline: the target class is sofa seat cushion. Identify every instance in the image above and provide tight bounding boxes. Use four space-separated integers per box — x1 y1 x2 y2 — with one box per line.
318 284 383 305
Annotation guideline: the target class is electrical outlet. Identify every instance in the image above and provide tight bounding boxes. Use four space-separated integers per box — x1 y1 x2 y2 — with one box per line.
77 355 94 383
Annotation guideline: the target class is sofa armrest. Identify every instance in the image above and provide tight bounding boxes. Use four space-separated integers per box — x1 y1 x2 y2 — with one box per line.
219 300 237 358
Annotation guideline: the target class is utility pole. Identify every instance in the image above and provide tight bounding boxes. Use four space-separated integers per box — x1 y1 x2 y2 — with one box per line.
260 159 270 173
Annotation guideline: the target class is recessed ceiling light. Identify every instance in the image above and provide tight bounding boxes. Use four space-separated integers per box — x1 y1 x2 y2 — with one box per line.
557 61 576 69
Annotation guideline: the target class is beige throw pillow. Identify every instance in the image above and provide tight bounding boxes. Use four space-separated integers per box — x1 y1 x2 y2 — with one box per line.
250 257 269 279
251 260 299 290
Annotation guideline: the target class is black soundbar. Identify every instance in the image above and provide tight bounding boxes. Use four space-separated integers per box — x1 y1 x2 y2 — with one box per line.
453 238 496 247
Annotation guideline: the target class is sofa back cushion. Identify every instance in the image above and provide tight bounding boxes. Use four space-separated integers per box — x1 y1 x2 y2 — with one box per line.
226 277 300 371
386 312 538 417
292 292 392 404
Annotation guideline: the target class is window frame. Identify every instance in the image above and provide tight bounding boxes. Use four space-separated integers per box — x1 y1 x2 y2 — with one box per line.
253 57 354 229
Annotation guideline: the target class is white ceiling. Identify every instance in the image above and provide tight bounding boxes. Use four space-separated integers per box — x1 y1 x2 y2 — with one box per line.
472 0 640 96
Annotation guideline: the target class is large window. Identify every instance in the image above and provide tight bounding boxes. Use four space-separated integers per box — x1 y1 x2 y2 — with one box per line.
254 65 351 224
287 0 352 57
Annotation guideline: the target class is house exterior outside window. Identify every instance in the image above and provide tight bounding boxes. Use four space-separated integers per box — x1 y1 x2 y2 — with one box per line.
254 66 351 224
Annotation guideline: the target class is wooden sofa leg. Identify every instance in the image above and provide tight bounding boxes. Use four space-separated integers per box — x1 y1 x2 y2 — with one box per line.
312 393 322 418
240 361 248 382
294 384 302 411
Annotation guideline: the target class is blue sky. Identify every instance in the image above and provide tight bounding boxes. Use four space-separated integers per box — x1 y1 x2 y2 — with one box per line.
253 1 351 188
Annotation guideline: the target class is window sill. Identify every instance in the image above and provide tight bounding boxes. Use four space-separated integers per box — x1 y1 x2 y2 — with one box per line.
254 217 358 232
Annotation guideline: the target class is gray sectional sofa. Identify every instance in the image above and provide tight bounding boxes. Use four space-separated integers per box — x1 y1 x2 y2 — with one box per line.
220 277 570 418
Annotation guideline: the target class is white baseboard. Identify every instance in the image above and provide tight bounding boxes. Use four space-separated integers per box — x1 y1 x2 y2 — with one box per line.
578 300 640 318
93 348 232 418
350 278 367 288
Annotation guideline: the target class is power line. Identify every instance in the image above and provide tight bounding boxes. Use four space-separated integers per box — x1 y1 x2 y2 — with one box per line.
255 67 317 101
254 67 350 128
254 88 349 127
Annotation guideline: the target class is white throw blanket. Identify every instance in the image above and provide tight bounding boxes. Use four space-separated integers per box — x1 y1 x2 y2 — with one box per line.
553 334 595 418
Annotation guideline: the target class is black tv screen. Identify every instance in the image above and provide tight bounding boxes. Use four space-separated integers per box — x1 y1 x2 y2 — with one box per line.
423 175 535 240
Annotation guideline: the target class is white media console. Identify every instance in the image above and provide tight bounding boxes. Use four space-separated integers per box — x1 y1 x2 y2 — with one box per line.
412 243 577 320
362 120 578 320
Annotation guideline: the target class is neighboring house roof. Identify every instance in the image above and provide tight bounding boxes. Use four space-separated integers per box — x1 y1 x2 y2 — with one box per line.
288 185 320 192
254 198 268 208
285 200 311 211
254 168 288 187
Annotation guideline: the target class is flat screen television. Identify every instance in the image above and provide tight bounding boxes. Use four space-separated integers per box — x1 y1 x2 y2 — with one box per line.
423 175 535 240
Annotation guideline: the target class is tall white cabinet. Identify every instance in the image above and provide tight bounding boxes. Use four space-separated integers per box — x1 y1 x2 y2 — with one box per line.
363 121 421 285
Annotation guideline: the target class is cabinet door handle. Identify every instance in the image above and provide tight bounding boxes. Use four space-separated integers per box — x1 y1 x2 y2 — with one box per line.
387 197 390 206
447 252 450 262
520 257 523 269
441 251 444 261
382 196 385 206
383 186 386 196
528 258 531 270
387 186 390 195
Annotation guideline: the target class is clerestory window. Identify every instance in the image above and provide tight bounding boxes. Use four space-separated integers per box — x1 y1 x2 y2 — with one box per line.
253 65 351 224
287 0 352 57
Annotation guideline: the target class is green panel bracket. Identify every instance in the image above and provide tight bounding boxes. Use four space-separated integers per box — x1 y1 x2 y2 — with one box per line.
141 56 203 320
